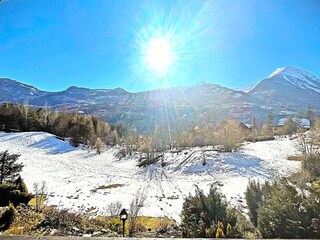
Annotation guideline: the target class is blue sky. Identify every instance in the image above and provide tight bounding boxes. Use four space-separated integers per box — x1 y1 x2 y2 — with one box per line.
0 0 320 92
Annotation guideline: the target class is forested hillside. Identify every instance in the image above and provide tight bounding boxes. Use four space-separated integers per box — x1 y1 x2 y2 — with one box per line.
0 103 121 147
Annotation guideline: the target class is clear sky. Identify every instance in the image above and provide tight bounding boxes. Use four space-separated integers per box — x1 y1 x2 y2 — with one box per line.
1 0 320 92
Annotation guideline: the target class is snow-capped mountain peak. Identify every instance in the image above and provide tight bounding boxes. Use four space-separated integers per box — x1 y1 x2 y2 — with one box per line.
268 66 320 93
269 66 317 79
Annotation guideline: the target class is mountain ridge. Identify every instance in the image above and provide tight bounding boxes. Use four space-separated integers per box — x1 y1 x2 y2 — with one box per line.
1 66 318 95
1 66 319 133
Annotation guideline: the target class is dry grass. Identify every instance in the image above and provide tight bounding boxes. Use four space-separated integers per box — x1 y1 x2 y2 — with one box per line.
137 216 175 230
289 170 309 189
91 183 124 192
4 205 44 236
5 204 177 237
167 195 179 200
287 155 305 161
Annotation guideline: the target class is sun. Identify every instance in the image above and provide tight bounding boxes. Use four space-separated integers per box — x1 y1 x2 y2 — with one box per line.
144 36 175 75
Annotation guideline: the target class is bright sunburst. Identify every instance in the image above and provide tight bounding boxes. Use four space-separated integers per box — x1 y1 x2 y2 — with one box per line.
144 36 175 75
130 1 214 88
127 1 215 143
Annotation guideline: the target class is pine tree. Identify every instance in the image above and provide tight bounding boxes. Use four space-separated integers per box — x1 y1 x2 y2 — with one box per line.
95 137 104 154
303 154 320 179
19 100 29 130
266 112 273 126
0 150 23 184
245 180 263 226
14 175 28 193
53 106 69 139
257 180 306 238
283 117 297 135
180 185 228 237
252 116 258 138
306 106 316 127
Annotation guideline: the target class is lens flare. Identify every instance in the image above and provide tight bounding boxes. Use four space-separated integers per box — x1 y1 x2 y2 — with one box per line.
128 1 214 89
122 1 218 140
144 36 175 75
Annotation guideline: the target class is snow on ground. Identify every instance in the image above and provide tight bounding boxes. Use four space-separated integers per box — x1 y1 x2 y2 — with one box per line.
0 132 301 222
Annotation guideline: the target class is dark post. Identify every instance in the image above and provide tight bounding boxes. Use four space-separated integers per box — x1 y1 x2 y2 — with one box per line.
119 208 128 237
122 219 125 237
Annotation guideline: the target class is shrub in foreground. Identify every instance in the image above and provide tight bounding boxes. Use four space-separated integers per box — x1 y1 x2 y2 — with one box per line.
0 203 17 231
180 185 250 238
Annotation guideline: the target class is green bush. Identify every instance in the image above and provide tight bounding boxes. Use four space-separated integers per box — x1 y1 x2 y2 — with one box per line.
15 176 29 193
245 180 263 226
0 203 16 231
180 185 234 238
303 154 320 179
0 183 33 207
105 217 122 234
0 184 17 206
10 190 33 206
257 180 320 238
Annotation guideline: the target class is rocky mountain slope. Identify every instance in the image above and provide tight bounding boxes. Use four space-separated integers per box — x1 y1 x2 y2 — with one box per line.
0 78 46 102
249 67 320 112
1 66 319 132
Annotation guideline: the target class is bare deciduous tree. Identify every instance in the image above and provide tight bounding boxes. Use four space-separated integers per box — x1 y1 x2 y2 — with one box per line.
128 188 148 237
33 181 48 213
297 131 320 155
215 119 244 152
106 201 123 217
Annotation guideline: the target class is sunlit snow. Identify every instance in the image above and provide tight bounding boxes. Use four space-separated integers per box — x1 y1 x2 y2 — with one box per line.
0 132 301 222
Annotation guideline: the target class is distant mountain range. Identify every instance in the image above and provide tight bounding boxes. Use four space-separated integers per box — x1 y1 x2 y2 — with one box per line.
1 66 320 133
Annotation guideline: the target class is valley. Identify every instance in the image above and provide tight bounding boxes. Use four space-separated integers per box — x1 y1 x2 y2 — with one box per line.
2 2 320 237
0 131 301 222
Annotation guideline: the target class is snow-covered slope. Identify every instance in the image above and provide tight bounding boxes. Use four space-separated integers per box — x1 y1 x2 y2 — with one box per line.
234 84 257 93
0 132 301 221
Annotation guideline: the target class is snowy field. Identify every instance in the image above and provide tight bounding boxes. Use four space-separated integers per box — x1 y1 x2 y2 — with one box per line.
0 132 301 222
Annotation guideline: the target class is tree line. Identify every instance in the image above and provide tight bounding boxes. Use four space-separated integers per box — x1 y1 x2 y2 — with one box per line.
0 102 121 148
121 111 320 167
1 102 319 158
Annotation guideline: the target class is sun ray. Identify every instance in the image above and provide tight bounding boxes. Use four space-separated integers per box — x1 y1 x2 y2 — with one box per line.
128 0 215 89
124 1 218 138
